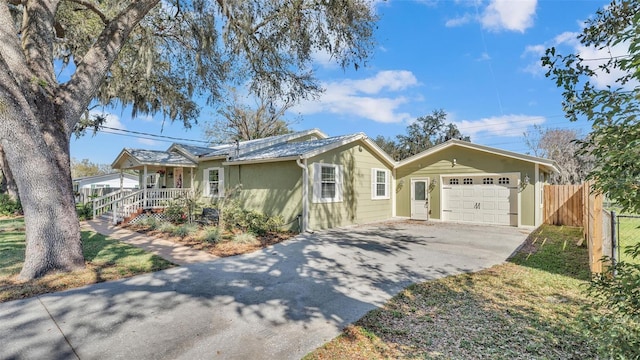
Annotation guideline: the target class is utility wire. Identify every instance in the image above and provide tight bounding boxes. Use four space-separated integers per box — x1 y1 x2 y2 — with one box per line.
99 126 209 144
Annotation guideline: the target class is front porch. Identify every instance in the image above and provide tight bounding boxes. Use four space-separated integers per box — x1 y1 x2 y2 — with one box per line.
97 148 201 223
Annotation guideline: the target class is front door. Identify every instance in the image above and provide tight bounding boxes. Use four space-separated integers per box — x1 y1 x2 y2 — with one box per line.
411 178 429 220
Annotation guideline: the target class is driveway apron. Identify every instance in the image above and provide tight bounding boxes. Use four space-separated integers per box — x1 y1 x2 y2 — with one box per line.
0 221 530 360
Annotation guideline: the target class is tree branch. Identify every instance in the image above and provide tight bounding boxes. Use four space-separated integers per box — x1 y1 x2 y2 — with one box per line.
57 0 160 132
0 2 31 88
65 0 108 25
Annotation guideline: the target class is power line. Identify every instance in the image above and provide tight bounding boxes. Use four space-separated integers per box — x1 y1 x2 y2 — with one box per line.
99 126 209 144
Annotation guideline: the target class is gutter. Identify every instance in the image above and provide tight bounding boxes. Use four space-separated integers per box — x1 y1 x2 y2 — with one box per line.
296 156 312 233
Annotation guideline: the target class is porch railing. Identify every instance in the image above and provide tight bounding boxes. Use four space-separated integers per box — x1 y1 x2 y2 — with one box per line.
92 189 135 219
93 188 194 224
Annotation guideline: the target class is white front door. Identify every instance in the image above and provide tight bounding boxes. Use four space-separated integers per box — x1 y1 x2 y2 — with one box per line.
411 178 429 220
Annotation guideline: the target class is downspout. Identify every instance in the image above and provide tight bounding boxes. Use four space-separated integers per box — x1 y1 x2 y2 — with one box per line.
296 156 312 233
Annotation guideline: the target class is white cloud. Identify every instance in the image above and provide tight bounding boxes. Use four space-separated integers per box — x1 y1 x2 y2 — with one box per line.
137 138 160 146
477 52 491 61
522 44 545 57
454 114 546 137
292 70 419 123
445 13 474 27
481 0 537 33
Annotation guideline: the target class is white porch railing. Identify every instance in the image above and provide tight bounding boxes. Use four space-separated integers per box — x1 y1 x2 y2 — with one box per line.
93 188 194 224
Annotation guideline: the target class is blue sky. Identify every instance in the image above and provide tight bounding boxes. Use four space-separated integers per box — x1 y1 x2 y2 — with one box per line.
72 0 612 165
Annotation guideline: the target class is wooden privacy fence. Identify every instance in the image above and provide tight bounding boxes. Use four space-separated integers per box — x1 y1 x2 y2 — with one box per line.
544 182 608 273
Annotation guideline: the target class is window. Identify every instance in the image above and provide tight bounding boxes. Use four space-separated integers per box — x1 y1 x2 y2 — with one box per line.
312 163 343 203
483 177 494 184
203 167 224 197
449 178 459 185
498 177 510 185
371 168 390 200
463 178 473 185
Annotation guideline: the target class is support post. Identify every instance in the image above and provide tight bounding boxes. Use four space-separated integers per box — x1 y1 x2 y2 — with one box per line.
143 165 148 208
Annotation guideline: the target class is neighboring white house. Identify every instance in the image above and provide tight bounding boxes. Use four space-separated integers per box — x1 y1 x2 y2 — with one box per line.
72 173 139 191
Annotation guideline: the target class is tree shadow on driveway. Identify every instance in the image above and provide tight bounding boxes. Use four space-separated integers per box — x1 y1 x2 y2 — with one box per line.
0 222 527 360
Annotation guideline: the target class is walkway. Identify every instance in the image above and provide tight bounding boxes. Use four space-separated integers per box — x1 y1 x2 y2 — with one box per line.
81 218 218 265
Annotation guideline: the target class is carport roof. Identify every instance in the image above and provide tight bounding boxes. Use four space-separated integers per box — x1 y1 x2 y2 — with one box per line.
396 139 561 173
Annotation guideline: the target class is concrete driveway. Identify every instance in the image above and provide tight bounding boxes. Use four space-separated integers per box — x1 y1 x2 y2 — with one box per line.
0 221 530 360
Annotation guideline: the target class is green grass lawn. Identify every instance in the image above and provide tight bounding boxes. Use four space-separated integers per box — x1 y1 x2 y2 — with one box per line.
305 225 600 359
616 215 640 264
0 217 174 302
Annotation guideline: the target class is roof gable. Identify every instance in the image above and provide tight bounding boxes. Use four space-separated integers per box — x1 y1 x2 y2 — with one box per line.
396 139 560 173
111 148 197 169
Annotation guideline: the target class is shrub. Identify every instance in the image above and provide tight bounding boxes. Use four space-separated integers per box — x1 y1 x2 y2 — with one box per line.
232 232 259 245
172 223 198 237
76 202 93 221
164 193 203 224
221 200 283 235
139 216 160 230
201 226 222 243
157 221 177 233
0 194 21 216
585 243 640 359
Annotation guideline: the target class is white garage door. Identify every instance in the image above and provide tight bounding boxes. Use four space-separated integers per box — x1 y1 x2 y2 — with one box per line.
441 174 518 226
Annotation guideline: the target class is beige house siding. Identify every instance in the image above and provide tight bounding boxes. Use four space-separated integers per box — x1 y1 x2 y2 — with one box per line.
307 141 393 230
396 146 538 226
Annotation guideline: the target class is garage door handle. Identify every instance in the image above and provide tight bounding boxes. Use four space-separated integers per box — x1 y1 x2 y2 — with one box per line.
474 202 480 209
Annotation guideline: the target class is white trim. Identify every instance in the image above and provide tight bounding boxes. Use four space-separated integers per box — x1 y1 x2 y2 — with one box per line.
203 167 225 197
397 139 560 173
312 163 343 203
371 168 390 200
534 164 541 226
391 168 397 217
410 177 430 220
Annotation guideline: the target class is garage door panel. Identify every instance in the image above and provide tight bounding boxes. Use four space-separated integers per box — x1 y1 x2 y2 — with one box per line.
442 174 518 226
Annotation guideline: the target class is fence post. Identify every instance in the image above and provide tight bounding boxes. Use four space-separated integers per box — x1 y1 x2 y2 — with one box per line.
92 198 96 220
611 210 617 276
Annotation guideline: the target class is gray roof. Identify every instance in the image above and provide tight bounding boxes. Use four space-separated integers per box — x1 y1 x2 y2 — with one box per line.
126 149 196 166
200 129 326 158
173 143 215 157
230 134 362 162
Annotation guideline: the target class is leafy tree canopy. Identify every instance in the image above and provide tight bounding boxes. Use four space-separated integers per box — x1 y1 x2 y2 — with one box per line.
542 0 640 213
375 109 470 161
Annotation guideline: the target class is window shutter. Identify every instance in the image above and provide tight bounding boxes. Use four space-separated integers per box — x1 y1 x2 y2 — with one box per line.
335 165 344 202
218 168 225 197
203 168 209 196
312 163 322 203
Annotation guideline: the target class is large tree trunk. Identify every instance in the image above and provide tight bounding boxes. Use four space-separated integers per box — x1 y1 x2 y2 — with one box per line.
2 117 84 280
0 86 84 280
0 145 19 201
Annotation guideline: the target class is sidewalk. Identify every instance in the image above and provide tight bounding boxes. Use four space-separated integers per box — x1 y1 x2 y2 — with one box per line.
81 219 218 265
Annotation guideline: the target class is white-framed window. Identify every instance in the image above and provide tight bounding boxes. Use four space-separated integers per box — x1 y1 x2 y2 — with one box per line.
371 168 390 200
498 177 510 185
483 177 494 185
203 167 224 197
449 178 459 185
463 178 473 185
312 163 343 203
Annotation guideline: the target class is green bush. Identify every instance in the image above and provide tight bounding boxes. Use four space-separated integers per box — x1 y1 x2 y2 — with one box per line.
0 194 21 216
172 223 198 237
157 221 177 233
221 200 284 235
232 232 259 245
201 226 222 243
585 243 640 359
76 202 93 221
139 216 160 230
164 193 203 224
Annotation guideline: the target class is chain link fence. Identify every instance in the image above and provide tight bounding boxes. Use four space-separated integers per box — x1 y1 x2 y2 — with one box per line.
612 212 640 265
